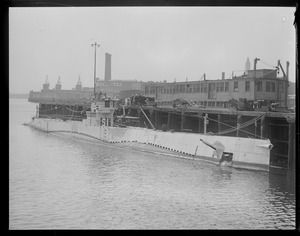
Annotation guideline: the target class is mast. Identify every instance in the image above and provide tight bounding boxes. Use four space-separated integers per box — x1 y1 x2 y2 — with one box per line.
91 42 100 97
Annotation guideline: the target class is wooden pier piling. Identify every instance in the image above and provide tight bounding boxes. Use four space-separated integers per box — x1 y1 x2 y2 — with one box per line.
181 112 185 131
237 114 242 137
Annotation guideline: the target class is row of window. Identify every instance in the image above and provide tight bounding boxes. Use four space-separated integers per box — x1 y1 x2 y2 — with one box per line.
256 81 284 92
157 100 228 108
97 82 122 87
146 81 284 94
145 82 229 94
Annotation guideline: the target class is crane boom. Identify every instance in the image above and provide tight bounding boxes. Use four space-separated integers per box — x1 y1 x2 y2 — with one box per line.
277 60 287 80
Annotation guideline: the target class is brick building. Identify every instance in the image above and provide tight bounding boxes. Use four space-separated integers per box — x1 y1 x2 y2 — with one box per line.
144 69 289 108
95 53 144 99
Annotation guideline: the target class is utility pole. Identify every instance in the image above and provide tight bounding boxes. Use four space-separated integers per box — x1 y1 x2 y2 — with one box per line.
91 42 100 97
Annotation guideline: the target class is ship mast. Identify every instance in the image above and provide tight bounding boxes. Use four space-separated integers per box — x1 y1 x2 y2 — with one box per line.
91 42 100 98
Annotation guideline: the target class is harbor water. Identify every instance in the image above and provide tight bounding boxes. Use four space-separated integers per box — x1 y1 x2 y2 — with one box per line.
9 98 295 229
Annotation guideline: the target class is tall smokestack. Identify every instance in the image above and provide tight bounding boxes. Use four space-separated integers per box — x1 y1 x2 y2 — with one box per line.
286 61 290 81
222 72 225 80
105 53 111 81
254 57 260 78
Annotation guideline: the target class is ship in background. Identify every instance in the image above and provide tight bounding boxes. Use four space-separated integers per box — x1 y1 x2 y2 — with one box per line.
28 53 145 105
27 53 295 174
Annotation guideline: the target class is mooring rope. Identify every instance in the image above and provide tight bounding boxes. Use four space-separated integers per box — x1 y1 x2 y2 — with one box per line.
206 113 268 137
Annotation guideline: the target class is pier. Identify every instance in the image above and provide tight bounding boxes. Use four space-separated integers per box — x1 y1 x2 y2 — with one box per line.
115 105 295 173
34 97 295 175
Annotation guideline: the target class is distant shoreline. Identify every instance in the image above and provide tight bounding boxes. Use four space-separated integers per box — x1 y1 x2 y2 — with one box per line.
9 93 29 99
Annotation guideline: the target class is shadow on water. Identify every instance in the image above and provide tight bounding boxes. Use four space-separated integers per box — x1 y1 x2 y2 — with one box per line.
268 169 295 195
206 164 234 189
214 165 232 180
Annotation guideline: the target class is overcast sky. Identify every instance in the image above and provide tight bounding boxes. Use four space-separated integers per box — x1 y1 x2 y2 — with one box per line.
9 7 296 94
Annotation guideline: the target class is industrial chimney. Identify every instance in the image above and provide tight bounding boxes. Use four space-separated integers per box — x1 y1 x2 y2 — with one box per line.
286 61 290 82
222 72 225 80
104 53 111 81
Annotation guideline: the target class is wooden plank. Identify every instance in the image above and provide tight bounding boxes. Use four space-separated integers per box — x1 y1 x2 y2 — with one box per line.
126 105 294 119
268 123 289 127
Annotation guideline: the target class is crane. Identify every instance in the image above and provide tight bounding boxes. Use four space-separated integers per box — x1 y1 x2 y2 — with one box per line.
276 60 290 108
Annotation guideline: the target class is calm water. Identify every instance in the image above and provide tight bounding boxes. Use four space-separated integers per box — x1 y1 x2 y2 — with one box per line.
9 98 295 229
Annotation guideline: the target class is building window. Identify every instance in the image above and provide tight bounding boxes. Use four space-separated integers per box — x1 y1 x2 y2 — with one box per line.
146 86 150 94
234 82 238 92
157 87 161 94
176 85 179 93
209 83 216 91
193 84 198 93
180 84 185 93
211 102 215 107
186 84 192 93
197 83 200 93
150 86 155 94
245 81 250 92
204 101 207 106
225 82 229 92
266 82 275 92
256 81 262 91
208 83 216 99
279 82 283 93
266 82 270 92
217 82 224 92
200 83 207 93
271 82 275 92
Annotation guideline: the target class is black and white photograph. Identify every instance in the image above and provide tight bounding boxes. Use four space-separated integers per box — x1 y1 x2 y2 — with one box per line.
9 4 296 230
